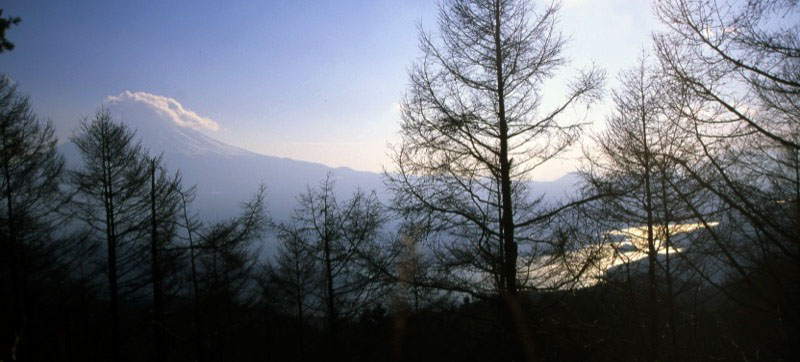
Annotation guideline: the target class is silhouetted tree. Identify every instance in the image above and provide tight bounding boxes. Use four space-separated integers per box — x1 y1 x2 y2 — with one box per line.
654 0 800 345
195 185 267 362
176 187 205 361
286 175 387 359
0 75 68 361
145 155 185 361
581 54 710 359
70 109 150 361
385 0 603 358
651 0 800 357
261 223 319 360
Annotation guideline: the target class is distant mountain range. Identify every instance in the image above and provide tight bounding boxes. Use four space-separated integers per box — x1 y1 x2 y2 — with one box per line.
60 96 580 224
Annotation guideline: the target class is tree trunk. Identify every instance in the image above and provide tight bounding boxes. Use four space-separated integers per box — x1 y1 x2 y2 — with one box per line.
642 118 659 361
294 257 305 361
660 171 679 358
181 192 203 362
492 0 517 300
2 125 29 362
101 136 121 362
150 160 165 361
492 2 533 360
323 220 338 359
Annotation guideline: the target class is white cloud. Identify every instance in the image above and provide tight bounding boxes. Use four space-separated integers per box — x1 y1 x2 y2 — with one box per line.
105 91 220 131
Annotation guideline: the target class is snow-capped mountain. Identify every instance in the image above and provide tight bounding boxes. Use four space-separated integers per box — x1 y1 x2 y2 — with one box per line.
61 91 580 225
61 92 384 224
103 93 252 158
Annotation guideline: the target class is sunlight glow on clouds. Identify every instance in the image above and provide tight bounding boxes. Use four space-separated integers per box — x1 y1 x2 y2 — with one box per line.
105 91 220 131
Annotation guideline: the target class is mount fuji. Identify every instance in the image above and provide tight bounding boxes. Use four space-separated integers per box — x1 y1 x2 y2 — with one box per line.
60 92 384 223
60 91 580 224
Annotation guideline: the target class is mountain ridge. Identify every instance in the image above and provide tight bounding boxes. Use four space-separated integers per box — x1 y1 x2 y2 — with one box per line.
60 98 579 224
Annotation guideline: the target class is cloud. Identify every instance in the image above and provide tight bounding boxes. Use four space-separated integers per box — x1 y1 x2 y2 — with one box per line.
105 91 220 131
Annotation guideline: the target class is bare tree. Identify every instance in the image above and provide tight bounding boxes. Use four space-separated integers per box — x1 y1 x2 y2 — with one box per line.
581 54 710 359
654 0 800 337
583 56 663 359
145 155 185 361
70 109 150 362
195 185 267 362
176 187 205 361
286 174 387 359
261 223 319 360
385 0 603 357
0 75 69 361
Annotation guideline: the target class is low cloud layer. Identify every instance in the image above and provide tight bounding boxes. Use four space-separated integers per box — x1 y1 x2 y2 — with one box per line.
105 91 220 131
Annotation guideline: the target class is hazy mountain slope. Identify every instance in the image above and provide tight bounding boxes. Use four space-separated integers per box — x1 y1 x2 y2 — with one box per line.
60 98 579 224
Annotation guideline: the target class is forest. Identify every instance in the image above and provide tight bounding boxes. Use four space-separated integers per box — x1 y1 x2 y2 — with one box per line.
1 0 798 361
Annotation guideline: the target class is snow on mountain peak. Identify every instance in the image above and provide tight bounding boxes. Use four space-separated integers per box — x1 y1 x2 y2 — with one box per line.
105 91 219 131
103 91 250 157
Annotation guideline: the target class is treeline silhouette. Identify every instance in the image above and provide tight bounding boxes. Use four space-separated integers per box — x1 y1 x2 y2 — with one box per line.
2 0 799 361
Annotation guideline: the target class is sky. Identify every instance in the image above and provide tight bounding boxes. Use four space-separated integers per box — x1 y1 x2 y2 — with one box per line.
0 0 657 180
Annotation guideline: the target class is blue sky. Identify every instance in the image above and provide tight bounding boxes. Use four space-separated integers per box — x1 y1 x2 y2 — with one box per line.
0 0 656 179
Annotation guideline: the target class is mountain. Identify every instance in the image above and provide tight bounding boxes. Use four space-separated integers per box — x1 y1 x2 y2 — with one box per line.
60 93 580 225
60 94 383 224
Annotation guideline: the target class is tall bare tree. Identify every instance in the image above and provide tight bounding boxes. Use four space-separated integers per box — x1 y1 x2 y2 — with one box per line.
70 109 150 362
0 76 68 361
284 175 387 359
195 185 267 362
654 0 800 339
176 187 205 361
386 0 603 357
145 155 185 361
583 56 664 359
261 224 319 360
581 54 710 359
